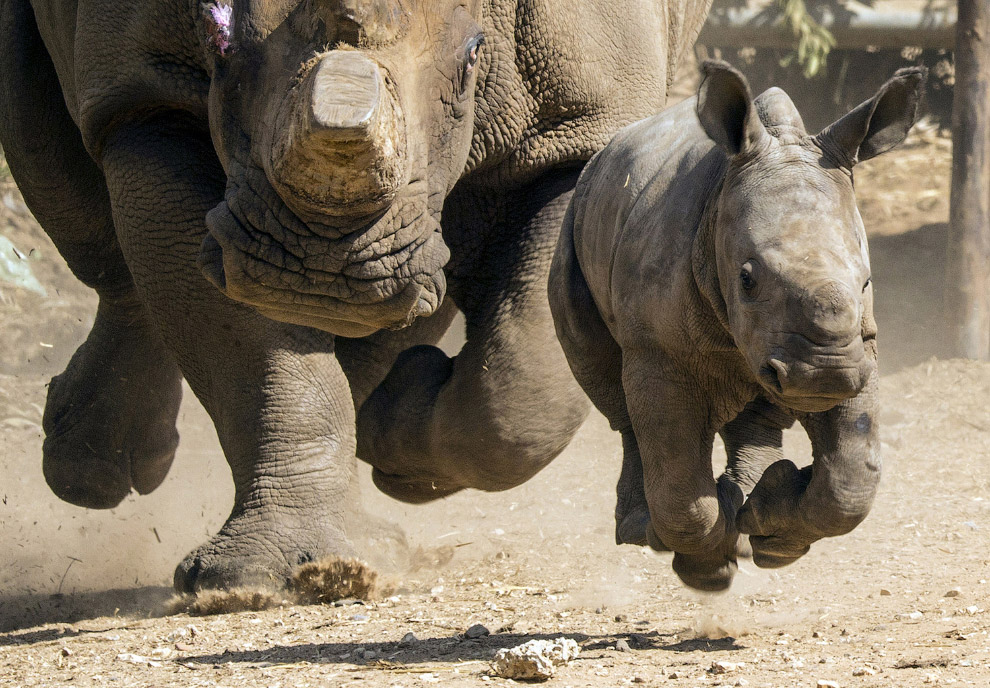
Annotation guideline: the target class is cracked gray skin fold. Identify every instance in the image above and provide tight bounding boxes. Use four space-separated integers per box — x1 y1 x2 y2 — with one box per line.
0 0 711 592
549 60 926 591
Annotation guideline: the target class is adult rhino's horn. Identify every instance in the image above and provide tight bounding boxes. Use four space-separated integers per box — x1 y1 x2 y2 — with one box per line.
267 50 407 221
754 87 806 133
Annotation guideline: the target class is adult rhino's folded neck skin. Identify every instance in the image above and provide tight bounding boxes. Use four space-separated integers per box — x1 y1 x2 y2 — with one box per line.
196 0 486 336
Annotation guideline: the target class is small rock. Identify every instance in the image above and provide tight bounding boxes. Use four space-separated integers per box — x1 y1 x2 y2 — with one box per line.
631 677 646 684
944 588 961 598
400 632 418 646
812 631 823 639
362 649 377 660
735 680 749 687
816 681 840 688
668 671 682 679
614 639 631 653
59 647 72 657
334 598 364 607
175 642 195 652
852 667 878 677
350 613 370 622
880 589 891 596
490 638 579 681
465 624 490 639
710 661 742 674
614 614 628 623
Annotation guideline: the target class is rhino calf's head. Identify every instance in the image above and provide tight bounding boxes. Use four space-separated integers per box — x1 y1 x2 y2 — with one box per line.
696 61 925 412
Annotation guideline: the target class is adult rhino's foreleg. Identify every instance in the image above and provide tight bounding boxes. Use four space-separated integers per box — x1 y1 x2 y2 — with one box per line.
736 371 881 569
101 118 356 592
356 170 590 503
0 0 181 508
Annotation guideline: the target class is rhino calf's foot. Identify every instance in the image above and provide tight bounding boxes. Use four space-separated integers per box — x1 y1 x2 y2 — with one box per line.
42 296 182 509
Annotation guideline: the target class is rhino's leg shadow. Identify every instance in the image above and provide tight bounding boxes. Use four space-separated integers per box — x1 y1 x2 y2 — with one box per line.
101 117 356 592
0 2 182 509
356 169 590 503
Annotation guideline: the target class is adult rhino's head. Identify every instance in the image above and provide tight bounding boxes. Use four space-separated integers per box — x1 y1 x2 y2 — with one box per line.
197 0 485 336
696 61 925 412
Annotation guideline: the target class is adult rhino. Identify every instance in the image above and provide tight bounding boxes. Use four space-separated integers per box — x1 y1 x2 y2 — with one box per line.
549 61 925 591
0 0 712 592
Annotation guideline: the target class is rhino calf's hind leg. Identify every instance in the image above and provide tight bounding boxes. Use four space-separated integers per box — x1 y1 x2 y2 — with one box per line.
0 0 182 508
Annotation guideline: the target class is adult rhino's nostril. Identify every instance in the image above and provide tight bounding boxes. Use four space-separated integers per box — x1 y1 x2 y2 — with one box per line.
760 359 787 393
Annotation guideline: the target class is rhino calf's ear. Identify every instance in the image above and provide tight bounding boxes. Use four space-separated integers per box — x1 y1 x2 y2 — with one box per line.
697 60 769 156
817 66 927 167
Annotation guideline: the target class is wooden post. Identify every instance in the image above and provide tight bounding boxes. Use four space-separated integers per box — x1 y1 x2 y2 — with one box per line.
947 0 990 360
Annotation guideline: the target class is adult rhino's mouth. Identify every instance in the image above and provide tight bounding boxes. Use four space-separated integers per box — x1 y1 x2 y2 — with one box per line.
197 166 449 337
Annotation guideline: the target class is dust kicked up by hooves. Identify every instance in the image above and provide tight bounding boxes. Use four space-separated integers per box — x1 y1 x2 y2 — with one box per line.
165 557 384 616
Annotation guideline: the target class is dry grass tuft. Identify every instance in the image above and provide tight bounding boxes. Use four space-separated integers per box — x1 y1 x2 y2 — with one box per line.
166 588 283 616
289 557 380 604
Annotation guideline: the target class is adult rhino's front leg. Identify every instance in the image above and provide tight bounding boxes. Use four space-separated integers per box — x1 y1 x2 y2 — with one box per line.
356 170 590 503
102 118 356 592
736 371 881 569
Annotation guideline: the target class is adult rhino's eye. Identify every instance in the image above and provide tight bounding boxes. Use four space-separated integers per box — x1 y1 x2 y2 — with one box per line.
740 261 756 292
863 277 872 292
459 35 484 95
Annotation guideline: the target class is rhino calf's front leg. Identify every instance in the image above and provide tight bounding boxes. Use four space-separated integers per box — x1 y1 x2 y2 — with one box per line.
737 371 881 568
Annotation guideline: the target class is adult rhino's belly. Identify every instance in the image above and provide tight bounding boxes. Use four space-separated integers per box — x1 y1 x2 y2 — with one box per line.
197 163 449 337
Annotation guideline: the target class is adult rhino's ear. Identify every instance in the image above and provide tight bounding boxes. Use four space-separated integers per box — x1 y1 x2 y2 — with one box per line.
817 66 927 167
697 60 769 156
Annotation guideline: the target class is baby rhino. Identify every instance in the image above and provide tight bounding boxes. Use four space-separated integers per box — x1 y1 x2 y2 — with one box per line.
549 61 925 591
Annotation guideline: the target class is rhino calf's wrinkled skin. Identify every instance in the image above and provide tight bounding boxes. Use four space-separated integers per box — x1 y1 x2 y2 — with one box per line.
549 61 926 591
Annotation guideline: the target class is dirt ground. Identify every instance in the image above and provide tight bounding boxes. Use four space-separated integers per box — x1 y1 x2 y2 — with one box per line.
2 72 989 687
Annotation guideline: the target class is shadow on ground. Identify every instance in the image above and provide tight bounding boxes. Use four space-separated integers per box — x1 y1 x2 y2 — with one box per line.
0 586 173 635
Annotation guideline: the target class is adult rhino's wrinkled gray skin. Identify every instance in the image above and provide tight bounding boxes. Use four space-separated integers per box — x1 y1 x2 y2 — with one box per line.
549 61 925 591
0 0 712 592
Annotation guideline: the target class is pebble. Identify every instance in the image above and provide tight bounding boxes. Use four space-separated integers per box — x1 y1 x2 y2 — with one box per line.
465 624 490 639
880 589 891 596
944 588 961 598
852 667 878 677
490 638 579 681
400 632 418 646
614 639 631 653
816 681 840 688
710 660 742 674
350 613 370 622
333 598 364 607
362 649 377 660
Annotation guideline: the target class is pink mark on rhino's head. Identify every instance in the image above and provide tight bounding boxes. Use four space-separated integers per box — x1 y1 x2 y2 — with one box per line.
204 2 233 56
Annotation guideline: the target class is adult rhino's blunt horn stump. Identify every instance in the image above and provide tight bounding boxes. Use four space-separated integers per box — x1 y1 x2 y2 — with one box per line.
268 50 406 221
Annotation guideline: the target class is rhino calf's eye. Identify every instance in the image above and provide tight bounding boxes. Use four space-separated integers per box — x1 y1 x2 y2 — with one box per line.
863 277 872 291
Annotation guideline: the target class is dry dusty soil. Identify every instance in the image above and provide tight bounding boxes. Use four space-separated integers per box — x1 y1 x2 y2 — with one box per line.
1 86 989 686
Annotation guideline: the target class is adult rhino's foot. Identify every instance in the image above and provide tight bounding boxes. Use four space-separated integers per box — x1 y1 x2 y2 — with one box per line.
174 507 356 593
43 297 182 509
357 345 465 503
736 459 815 568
